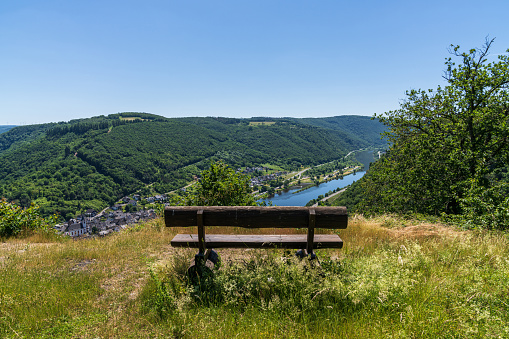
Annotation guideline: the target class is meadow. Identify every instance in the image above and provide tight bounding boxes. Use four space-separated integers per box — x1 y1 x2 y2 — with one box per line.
1 216 508 338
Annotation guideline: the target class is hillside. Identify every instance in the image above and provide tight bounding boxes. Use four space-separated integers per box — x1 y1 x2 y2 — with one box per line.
1 216 507 337
0 113 385 218
295 115 387 147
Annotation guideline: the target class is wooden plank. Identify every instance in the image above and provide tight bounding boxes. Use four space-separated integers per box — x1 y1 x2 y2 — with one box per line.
170 234 344 249
165 206 347 229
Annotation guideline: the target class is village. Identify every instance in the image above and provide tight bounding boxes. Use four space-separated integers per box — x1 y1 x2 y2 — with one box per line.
238 166 288 188
54 194 166 238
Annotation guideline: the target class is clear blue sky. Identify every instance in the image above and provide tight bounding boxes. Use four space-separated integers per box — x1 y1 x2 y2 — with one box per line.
1 0 508 125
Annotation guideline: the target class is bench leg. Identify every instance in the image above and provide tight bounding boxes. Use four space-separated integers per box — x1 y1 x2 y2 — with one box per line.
195 249 219 265
295 249 318 261
188 249 219 281
295 249 307 259
205 249 220 266
194 251 206 265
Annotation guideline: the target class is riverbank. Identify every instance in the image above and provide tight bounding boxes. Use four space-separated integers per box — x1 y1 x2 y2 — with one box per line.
291 166 362 194
311 186 349 207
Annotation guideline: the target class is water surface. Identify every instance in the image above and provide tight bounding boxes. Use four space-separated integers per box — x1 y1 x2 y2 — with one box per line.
258 150 375 206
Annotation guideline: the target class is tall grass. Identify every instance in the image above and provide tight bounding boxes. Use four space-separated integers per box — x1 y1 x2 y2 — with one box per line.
1 216 508 338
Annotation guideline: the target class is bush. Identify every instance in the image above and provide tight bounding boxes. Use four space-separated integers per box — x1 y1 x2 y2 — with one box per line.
187 161 257 206
0 199 57 237
144 250 352 317
459 179 509 230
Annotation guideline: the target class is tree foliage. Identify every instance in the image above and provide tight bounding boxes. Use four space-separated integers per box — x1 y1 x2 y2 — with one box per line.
359 38 509 228
0 123 56 154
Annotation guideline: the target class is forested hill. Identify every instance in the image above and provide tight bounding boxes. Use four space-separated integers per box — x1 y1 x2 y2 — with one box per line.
294 116 388 147
179 116 387 149
0 113 385 218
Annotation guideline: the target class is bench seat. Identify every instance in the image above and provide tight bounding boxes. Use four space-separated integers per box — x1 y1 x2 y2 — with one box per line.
171 233 343 249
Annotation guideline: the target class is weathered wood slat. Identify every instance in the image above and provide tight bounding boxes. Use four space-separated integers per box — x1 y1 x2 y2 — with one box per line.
165 206 347 229
170 234 343 249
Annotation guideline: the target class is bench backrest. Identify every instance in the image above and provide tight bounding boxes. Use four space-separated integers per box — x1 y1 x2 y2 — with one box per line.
165 206 347 228
165 206 347 254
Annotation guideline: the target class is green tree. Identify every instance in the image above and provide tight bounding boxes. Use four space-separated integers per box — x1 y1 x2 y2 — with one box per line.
360 38 509 226
125 203 138 213
189 161 257 206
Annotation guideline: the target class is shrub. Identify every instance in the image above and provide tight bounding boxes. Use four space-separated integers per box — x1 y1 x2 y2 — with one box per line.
0 198 57 237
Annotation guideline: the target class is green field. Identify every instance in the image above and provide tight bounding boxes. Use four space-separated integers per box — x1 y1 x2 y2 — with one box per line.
249 121 276 126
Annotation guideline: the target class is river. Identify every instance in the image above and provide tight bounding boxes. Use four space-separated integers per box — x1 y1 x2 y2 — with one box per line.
258 150 374 206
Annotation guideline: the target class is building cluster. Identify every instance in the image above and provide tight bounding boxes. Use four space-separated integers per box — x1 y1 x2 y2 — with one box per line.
55 193 168 238
249 171 287 187
56 208 157 237
237 166 267 174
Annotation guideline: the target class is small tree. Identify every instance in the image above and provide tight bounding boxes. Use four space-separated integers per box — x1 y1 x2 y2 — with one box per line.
125 204 137 213
189 161 257 206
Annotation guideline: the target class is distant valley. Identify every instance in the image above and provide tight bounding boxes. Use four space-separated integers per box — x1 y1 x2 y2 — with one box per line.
0 125 16 135
0 113 386 219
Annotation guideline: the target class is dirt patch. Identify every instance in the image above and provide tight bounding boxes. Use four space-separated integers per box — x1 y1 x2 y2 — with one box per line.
388 223 466 240
349 215 467 240
0 242 59 251
98 265 148 305
71 259 96 271
128 276 146 300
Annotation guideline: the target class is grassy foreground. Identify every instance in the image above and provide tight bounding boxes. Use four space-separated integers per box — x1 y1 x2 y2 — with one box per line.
1 216 508 338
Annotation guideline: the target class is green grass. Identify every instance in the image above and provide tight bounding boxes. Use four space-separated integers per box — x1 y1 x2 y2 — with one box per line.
259 163 284 172
1 216 508 338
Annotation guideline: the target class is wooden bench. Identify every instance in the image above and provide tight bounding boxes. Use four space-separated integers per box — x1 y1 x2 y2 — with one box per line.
164 206 347 260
